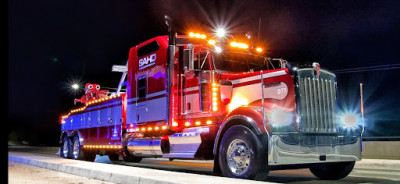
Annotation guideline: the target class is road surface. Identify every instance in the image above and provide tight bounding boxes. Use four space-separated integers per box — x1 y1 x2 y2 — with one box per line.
8 146 400 184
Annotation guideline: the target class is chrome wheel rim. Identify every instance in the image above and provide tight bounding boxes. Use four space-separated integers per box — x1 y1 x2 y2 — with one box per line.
62 139 69 157
72 138 80 159
226 139 251 175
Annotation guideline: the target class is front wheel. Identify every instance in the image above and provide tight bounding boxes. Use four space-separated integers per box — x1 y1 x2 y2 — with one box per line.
218 125 269 180
309 161 355 180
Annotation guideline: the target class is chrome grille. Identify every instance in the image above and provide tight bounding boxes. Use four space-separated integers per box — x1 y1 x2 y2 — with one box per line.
297 69 338 133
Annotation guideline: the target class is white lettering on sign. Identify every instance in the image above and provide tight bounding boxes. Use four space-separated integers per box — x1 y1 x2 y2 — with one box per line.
263 82 288 100
139 53 156 70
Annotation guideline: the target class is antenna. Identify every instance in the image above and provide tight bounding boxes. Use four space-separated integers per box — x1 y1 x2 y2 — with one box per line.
257 17 261 46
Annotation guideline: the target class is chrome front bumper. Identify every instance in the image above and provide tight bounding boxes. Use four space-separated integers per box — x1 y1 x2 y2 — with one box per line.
268 134 362 165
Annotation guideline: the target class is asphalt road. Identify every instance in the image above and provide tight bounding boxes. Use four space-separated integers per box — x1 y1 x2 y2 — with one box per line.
8 146 400 184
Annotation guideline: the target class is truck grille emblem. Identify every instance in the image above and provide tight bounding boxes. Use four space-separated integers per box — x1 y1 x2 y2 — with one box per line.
313 62 321 77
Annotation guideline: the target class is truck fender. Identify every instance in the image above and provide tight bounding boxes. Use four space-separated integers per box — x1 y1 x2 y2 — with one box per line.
213 107 271 156
59 130 84 146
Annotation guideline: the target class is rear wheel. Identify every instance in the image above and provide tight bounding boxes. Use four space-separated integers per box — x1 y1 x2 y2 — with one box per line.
218 125 269 180
72 135 96 162
61 136 72 159
108 153 120 161
309 161 355 180
122 149 142 162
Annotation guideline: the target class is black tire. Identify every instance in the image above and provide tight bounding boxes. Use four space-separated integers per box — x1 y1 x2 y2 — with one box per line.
72 135 96 162
61 136 72 159
218 125 269 180
108 153 120 161
122 149 142 162
309 161 355 180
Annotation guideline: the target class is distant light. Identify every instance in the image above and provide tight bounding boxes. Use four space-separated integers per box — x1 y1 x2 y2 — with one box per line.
216 28 226 38
256 47 263 52
71 84 79 90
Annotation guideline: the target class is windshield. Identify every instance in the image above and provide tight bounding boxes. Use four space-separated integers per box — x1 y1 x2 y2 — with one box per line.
213 52 269 73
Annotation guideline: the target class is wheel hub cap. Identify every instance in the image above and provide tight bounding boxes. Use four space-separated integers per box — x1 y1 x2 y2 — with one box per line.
226 139 251 175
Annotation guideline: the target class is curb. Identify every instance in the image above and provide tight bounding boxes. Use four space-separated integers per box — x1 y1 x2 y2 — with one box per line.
9 152 275 184
355 159 400 170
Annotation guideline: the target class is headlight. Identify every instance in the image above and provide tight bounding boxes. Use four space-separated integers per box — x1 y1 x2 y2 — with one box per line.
268 109 293 127
340 113 360 129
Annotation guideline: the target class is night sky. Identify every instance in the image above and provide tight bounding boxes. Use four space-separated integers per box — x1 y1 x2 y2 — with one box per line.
8 0 400 145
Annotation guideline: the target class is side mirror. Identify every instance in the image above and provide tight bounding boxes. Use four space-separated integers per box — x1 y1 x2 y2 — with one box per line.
220 81 233 104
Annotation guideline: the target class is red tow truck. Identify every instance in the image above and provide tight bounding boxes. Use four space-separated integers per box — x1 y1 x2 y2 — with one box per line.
60 23 362 180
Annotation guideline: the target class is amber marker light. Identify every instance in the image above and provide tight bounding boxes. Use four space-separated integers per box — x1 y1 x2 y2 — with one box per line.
189 32 207 39
208 39 216 45
206 120 212 125
184 122 191 127
256 47 263 53
230 41 249 49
